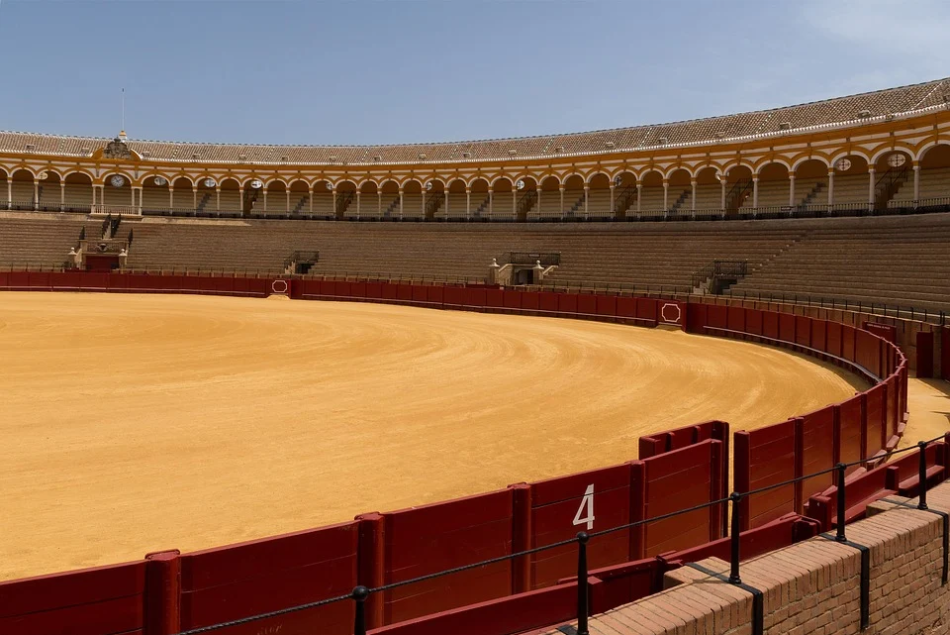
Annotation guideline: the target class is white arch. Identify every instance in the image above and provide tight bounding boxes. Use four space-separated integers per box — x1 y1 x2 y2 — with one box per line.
825 151 867 170
489 174 515 187
399 176 424 189
264 177 289 188
790 152 832 172
170 174 196 188
559 172 586 187
9 166 39 180
663 165 693 180
753 158 792 175
869 145 915 165
720 161 756 177
917 140 950 162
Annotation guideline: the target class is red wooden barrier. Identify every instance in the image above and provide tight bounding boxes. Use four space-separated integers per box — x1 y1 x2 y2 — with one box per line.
538 292 559 314
799 406 837 502
865 385 886 461
656 512 820 573
630 440 724 558
795 315 811 347
179 522 359 635
842 325 856 362
0 561 146 635
706 304 727 330
502 290 522 310
380 490 514 625
745 308 764 336
778 313 796 344
595 294 616 317
577 294 597 316
727 306 745 332
804 462 896 530
763 311 779 340
528 465 631 589
368 580 586 635
734 418 801 530
863 322 897 344
884 441 948 497
486 288 504 308
826 321 843 358
586 558 660 615
636 298 659 326
811 318 827 352
558 293 578 315
521 290 540 311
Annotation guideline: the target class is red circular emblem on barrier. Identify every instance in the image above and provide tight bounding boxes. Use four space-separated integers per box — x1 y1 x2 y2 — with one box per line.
660 302 682 324
271 279 289 294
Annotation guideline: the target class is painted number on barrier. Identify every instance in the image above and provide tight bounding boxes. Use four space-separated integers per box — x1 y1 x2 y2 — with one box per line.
572 484 595 530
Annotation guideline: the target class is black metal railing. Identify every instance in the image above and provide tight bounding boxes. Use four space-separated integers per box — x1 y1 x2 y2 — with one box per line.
725 288 948 326
169 433 948 635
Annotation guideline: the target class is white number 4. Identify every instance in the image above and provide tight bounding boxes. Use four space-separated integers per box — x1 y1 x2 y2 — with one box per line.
572 484 595 530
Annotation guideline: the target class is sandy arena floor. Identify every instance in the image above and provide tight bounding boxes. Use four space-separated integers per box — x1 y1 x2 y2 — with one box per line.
0 292 870 581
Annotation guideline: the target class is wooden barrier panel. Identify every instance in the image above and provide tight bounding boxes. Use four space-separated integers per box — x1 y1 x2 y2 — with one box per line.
799 406 837 502
826 321 843 358
856 329 882 379
577 294 597 316
558 293 578 315
727 306 745 332
595 294 617 317
886 376 899 446
442 285 463 308
528 465 631 589
706 305 728 330
502 290 522 310
685 302 706 333
538 292 559 314
863 322 897 344
884 442 948 497
630 440 723 558
734 419 800 530
838 396 865 473
464 287 487 308
745 308 764 336
179 522 360 635
657 300 685 330
485 288 504 308
636 298 659 326
778 313 796 344
763 311 779 340
842 324 856 362
795 315 811 347
368 581 583 635
811 318 828 352
804 463 896 530
586 558 660 615
0 561 146 635
656 513 820 573
865 385 886 460
616 296 637 319
521 290 539 311
381 490 514 625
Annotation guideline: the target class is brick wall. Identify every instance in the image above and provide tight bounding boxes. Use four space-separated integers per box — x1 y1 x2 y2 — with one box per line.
546 482 950 635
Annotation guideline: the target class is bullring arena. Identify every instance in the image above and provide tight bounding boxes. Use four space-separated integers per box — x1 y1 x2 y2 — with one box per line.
0 292 865 581
1 75 950 635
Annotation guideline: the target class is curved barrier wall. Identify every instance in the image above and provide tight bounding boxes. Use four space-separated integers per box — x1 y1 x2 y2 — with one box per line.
0 271 923 635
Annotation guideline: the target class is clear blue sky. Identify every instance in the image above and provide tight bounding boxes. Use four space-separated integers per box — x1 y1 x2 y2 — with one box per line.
0 0 946 146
